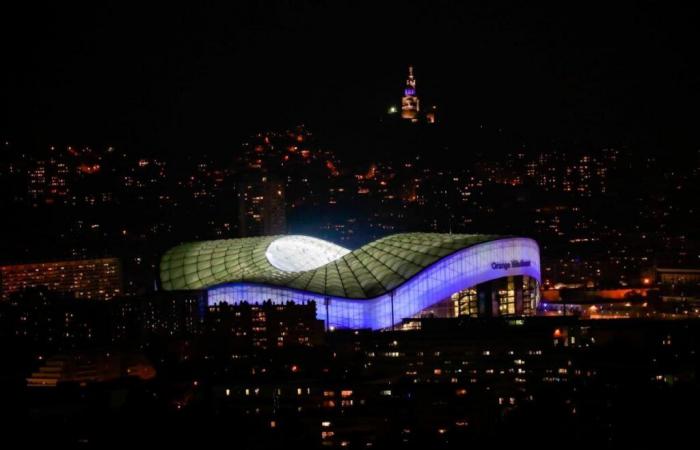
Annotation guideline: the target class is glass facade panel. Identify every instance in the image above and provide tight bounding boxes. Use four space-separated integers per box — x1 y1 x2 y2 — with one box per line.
206 238 541 330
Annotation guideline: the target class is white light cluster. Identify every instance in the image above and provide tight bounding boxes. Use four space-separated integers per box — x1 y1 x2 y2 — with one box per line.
265 235 350 272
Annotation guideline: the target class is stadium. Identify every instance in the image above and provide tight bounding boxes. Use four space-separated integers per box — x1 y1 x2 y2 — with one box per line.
160 233 541 330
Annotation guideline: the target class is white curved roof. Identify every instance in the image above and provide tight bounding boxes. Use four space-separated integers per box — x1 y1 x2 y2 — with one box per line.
265 235 350 272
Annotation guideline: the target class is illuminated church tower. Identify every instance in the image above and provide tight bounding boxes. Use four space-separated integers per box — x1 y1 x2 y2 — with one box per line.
401 66 420 121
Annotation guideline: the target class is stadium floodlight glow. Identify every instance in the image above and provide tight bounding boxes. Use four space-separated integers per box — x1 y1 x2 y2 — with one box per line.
265 235 350 272
161 233 541 330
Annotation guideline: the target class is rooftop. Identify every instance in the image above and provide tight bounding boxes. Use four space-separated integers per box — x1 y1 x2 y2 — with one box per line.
160 233 506 298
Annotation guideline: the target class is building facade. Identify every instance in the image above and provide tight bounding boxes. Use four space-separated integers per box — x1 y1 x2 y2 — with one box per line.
237 175 287 237
0 257 122 301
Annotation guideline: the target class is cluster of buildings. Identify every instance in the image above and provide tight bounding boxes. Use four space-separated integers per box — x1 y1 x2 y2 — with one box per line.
1 245 696 359
0 231 541 360
12 313 697 447
0 68 697 345
233 126 341 236
0 64 696 447
0 287 323 353
2 110 697 291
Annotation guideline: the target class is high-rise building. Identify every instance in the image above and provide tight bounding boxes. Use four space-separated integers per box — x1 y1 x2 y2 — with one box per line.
262 176 287 235
401 66 420 121
237 175 287 237
0 257 123 301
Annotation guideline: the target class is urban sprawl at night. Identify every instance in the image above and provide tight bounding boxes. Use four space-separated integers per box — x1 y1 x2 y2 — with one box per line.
1 2 699 448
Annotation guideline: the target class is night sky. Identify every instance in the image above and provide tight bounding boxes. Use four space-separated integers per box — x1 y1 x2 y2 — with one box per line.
1 2 698 158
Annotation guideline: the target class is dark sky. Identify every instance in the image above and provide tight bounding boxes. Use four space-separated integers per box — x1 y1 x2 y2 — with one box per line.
1 1 698 157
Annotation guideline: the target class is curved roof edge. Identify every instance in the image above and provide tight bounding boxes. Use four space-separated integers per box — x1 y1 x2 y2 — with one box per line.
160 233 537 298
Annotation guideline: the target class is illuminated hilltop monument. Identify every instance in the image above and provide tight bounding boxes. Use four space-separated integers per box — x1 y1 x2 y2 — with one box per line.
401 66 420 121
390 66 437 124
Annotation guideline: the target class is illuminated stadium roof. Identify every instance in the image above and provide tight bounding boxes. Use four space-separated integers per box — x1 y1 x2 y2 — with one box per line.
161 233 541 329
162 233 510 298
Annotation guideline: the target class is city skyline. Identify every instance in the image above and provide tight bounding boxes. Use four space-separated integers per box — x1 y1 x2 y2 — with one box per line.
1 3 699 448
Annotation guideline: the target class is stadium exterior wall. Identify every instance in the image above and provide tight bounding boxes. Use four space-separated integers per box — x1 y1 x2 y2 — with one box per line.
208 237 540 330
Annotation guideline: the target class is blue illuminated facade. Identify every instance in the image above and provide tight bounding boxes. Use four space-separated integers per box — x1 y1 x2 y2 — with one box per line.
201 237 541 330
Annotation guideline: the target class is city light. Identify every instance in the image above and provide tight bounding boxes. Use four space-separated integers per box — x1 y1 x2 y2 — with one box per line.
1 3 697 447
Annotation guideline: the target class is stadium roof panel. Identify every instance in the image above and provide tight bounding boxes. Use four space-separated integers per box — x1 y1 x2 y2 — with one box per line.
161 233 509 299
